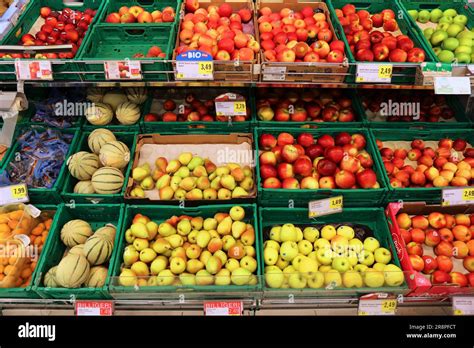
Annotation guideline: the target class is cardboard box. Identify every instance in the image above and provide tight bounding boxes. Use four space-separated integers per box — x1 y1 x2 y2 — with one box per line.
258 0 348 83
386 202 474 297
125 133 257 203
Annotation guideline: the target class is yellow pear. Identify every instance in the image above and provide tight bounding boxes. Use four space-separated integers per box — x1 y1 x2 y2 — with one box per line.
119 269 137 286
217 216 233 235
131 222 149 239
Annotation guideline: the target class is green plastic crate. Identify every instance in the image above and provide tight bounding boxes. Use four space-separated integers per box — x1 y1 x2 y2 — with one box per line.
1 126 79 204
255 127 389 207
327 0 436 84
0 204 59 299
256 89 366 128
33 203 125 299
78 25 175 81
370 128 474 203
108 204 262 299
259 207 409 296
140 87 255 134
99 0 181 28
61 132 138 204
397 0 474 63
357 91 471 129
0 0 106 81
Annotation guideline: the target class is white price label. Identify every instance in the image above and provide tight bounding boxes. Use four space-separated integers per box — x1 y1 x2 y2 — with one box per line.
176 61 213 80
263 73 286 81
356 63 392 83
15 60 53 80
215 101 246 116
434 77 471 95
104 61 142 80
76 301 113 316
203 301 243 316
308 196 343 218
358 299 397 316
0 184 29 206
441 187 474 206
453 297 474 315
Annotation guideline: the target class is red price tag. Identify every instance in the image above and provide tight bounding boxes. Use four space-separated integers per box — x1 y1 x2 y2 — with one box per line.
203 301 243 316
75 301 114 316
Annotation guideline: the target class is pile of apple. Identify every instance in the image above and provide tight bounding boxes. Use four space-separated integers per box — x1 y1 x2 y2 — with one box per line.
408 8 473 64
118 206 258 287
143 92 250 122
105 5 175 24
0 6 97 59
259 132 379 190
376 137 474 188
264 223 404 289
130 153 254 200
334 4 426 62
257 88 356 122
257 6 346 63
132 45 167 59
397 211 474 287
361 91 458 123
176 0 257 61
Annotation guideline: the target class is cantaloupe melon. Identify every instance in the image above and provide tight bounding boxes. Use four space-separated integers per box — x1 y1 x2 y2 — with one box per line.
125 87 148 105
84 234 113 266
94 225 116 243
55 253 90 288
102 90 128 111
73 181 96 194
91 167 124 194
60 219 93 248
116 102 141 125
85 266 108 287
85 103 113 126
88 128 116 155
99 141 130 169
67 152 100 181
44 266 58 287
86 87 106 103
68 244 85 257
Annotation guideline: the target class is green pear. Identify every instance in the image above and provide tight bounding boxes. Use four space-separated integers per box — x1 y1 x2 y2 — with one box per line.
132 166 150 182
196 230 211 248
156 269 175 286
217 216 232 235
195 269 214 285
231 187 248 198
178 152 193 165
210 176 222 190
166 234 184 248
131 222 149 239
232 220 247 239
177 219 192 236
215 269 231 285
208 172 217 181
131 186 146 197
185 188 203 200
179 177 197 191
150 256 168 275
166 160 181 174
206 255 223 275
193 165 207 177
231 267 251 285
220 174 236 190
170 175 182 191
215 166 230 176
186 259 204 274
240 177 254 191
187 156 204 171
225 258 240 272
152 238 172 254
203 218 217 231
179 272 196 286
175 166 190 178
123 246 139 266
158 222 176 237
217 188 232 200
140 176 155 190
125 229 135 244
155 174 171 189
203 188 217 200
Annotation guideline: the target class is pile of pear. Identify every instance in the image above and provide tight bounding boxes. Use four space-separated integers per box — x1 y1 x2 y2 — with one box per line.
130 152 254 200
119 206 259 287
264 223 405 289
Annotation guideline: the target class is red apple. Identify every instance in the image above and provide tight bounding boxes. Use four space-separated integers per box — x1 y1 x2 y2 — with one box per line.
356 169 377 188
263 177 282 188
431 270 451 284
409 254 424 272
422 255 438 274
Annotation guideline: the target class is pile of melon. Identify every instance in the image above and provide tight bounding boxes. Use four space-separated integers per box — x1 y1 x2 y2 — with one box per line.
43 220 117 289
85 88 147 126
67 128 131 195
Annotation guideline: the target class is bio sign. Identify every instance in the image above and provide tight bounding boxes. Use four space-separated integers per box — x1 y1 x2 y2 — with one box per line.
176 50 214 80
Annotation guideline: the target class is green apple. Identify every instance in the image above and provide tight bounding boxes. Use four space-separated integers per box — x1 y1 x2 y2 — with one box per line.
295 227 303 242
280 223 297 242
283 265 296 279
288 273 307 288
332 257 350 273
264 247 279 265
264 240 280 251
307 271 324 288
457 30 474 40
324 269 342 287
423 28 435 40
363 268 385 287
316 248 333 265
347 254 358 267
458 38 473 47
472 52 474 62
443 8 457 17
307 251 318 262
430 8 444 23
348 238 363 253
408 9 418 20
269 226 281 241
373 262 386 272
453 14 467 26
374 247 392 264
437 22 451 33
298 240 313 255
336 225 354 240
291 254 306 270
331 235 349 253
319 265 332 273
455 45 472 54
363 237 380 252
384 264 405 287
230 267 251 285
455 52 471 63
442 37 459 51
314 238 331 251
417 10 431 23
303 226 319 243
433 46 442 55
447 23 464 38
431 29 449 46
358 250 375 266
298 257 319 278
276 256 289 270
438 49 455 63
342 270 363 288
354 264 368 273
321 225 336 240
439 16 453 24
265 265 284 288
279 241 298 261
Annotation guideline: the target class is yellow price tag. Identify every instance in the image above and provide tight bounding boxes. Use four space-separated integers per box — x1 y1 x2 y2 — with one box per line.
378 65 393 79
198 61 213 75
329 196 343 209
454 309 463 315
462 188 474 201
10 184 27 199
381 299 397 313
234 101 246 114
